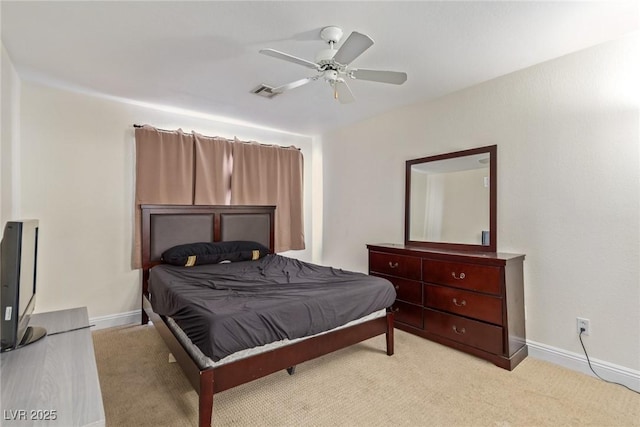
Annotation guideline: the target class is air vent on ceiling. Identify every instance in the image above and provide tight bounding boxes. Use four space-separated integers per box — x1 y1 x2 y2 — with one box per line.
251 84 279 99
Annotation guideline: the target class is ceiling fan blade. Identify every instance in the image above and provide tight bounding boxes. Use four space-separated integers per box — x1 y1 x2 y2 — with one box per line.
259 48 320 70
334 80 355 104
272 77 316 93
351 69 408 85
332 31 374 65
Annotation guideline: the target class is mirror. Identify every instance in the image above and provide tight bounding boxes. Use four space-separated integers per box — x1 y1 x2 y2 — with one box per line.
405 145 496 252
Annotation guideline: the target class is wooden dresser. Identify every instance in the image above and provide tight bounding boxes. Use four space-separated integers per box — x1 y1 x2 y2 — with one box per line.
368 243 526 370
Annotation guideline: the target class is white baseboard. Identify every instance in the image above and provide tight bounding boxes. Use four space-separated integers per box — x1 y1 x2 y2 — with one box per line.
527 339 640 393
90 309 142 330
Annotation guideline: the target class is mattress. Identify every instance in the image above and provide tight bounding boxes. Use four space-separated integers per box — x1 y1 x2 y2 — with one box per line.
148 254 396 361
165 309 387 369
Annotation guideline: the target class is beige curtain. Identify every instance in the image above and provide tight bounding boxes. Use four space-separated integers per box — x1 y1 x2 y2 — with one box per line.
231 141 305 252
133 126 194 268
193 133 233 205
134 127 305 265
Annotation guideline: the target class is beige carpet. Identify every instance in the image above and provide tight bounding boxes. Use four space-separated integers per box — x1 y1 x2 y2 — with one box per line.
93 324 639 426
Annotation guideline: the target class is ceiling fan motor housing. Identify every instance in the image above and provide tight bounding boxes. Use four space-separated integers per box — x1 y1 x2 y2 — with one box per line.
315 49 338 67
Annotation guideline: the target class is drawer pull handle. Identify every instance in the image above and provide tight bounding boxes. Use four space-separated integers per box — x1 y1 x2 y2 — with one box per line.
388 261 399 269
452 326 466 335
394 285 400 290
393 307 400 313
452 298 466 307
451 272 466 280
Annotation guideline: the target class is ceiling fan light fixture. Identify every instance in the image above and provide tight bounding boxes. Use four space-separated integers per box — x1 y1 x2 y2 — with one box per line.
324 70 339 84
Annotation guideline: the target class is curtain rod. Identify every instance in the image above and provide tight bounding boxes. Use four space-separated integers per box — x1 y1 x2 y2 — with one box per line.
132 124 301 150
133 124 174 132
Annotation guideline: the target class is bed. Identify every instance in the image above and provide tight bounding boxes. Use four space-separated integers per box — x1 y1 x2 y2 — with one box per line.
140 204 396 427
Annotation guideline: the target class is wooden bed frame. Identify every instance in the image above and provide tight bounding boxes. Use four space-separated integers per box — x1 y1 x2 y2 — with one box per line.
140 204 395 427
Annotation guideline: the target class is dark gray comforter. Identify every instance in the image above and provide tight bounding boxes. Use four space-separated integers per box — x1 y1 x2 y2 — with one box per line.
148 254 396 361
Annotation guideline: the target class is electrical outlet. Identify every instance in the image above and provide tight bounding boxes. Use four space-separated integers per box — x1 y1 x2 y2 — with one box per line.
577 317 590 336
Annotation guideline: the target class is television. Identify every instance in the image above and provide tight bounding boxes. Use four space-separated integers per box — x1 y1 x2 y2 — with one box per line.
1 220 46 352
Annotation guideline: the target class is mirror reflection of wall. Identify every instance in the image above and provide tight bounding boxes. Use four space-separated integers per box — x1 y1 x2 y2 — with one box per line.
409 154 489 245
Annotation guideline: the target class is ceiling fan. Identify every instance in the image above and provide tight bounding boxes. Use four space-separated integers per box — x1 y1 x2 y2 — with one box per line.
259 26 407 104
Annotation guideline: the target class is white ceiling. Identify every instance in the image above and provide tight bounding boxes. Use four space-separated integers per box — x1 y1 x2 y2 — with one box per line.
2 1 637 136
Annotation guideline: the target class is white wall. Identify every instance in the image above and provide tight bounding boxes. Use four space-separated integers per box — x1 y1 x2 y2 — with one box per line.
321 34 639 372
1 44 21 225
18 82 315 319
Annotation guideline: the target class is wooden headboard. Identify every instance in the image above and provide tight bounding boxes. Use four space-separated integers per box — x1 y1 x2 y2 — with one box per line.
140 204 275 300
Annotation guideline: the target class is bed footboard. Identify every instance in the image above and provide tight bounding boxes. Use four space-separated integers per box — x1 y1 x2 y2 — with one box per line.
212 311 394 394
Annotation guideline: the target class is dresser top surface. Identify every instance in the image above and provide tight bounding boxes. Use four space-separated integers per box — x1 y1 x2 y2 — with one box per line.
367 243 525 262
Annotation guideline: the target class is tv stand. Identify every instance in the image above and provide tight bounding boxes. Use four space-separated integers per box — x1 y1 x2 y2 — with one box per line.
0 307 105 426
17 325 47 349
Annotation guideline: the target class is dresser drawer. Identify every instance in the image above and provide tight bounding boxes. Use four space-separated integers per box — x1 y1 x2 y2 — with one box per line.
373 274 422 305
423 260 501 295
424 309 503 355
370 251 422 281
391 301 423 329
424 284 503 325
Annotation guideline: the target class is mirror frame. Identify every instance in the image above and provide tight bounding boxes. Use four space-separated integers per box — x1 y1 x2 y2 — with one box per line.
404 144 497 252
